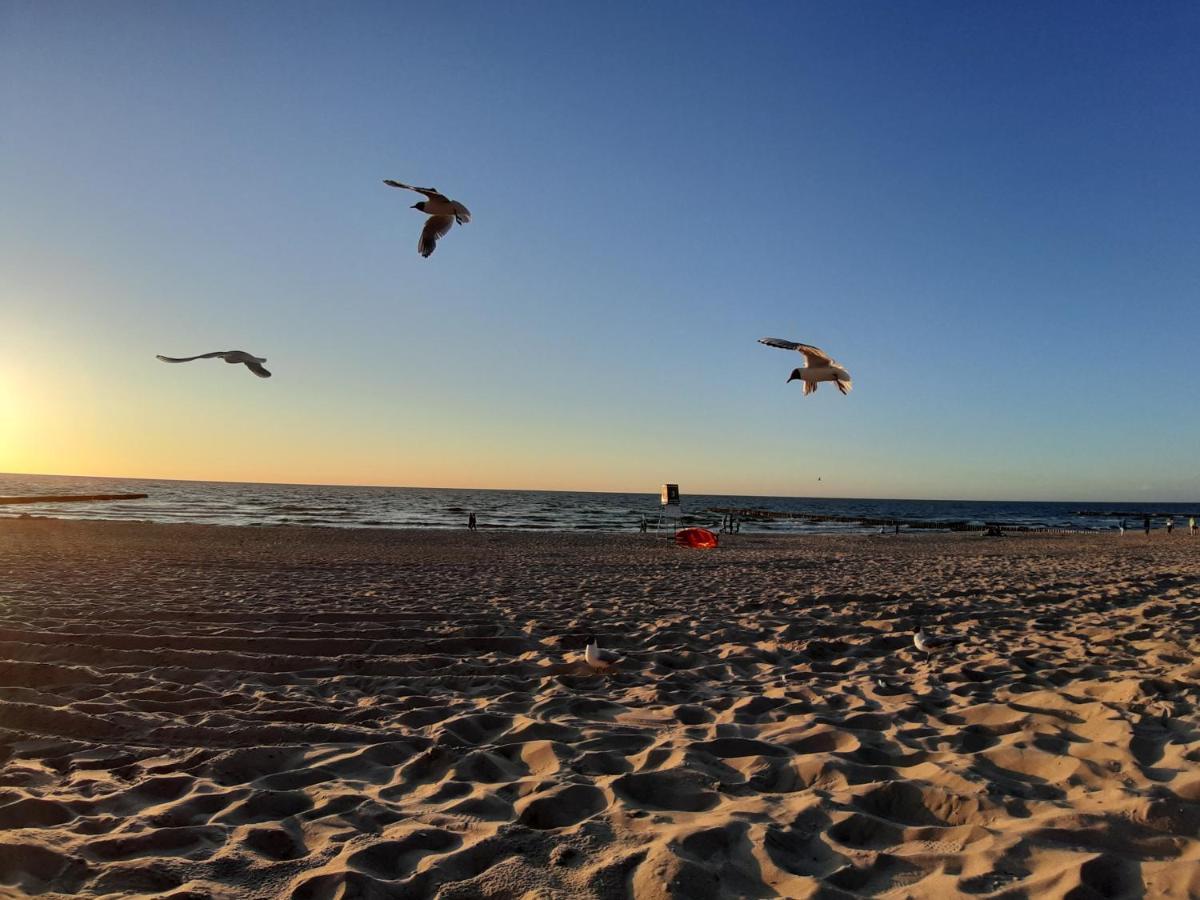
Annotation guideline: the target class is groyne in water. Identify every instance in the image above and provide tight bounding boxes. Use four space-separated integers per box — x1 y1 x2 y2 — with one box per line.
0 493 149 505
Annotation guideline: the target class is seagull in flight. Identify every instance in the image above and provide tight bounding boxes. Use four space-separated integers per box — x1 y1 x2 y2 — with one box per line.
758 338 852 395
383 180 471 258
584 637 624 672
156 351 271 378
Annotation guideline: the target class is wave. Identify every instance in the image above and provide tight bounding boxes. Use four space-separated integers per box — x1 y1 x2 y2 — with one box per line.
4 473 1196 534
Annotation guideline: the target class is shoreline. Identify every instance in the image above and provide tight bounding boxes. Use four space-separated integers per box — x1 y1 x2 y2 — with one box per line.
0 513 1150 539
6 475 1197 537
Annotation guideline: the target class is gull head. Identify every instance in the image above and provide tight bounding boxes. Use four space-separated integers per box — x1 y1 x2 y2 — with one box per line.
412 201 427 212
787 369 803 383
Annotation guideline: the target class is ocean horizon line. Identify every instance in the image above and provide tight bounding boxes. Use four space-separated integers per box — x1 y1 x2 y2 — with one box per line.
2 470 1198 510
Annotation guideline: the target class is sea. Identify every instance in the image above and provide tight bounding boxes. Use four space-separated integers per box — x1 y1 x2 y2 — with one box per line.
2 473 1196 534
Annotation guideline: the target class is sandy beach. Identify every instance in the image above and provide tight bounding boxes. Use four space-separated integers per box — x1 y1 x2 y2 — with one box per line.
0 519 1196 898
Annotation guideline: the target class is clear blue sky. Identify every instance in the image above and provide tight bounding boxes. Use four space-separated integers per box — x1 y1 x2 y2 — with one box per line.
2 1 1197 500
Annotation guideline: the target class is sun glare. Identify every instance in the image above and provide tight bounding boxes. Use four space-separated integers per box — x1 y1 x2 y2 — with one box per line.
0 367 35 472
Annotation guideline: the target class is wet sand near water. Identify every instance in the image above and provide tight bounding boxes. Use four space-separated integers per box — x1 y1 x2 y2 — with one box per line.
0 519 1197 898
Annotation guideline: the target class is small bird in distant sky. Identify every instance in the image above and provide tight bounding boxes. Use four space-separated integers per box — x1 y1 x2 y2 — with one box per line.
156 351 271 378
383 180 471 257
758 338 852 395
584 637 623 672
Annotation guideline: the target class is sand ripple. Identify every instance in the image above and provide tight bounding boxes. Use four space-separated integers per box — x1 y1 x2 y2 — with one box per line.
0 520 1197 898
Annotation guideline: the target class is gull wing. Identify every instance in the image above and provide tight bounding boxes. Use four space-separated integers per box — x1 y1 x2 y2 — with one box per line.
243 360 272 378
156 352 227 363
758 337 805 352
795 344 836 368
921 630 965 648
383 180 447 202
450 200 471 224
418 215 454 258
758 337 838 367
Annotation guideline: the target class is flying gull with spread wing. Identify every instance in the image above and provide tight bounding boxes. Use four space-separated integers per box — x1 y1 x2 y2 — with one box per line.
383 180 471 258
758 338 852 395
156 351 271 378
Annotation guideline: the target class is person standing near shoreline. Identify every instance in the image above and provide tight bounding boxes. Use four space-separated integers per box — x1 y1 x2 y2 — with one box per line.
1166 516 1174 535
468 512 477 531
1190 517 1196 536
1144 515 1151 535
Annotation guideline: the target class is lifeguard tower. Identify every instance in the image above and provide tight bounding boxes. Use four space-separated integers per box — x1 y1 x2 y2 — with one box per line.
656 483 681 532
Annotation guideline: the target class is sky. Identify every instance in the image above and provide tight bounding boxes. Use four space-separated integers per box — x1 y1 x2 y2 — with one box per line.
2 1 1198 500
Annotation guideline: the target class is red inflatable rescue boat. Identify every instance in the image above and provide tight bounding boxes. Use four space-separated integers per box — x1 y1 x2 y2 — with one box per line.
675 527 718 549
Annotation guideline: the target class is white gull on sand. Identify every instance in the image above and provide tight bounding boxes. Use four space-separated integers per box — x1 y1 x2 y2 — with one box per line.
914 623 966 661
584 638 623 671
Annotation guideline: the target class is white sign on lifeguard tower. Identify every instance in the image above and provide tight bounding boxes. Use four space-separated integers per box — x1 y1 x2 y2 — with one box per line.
658 483 681 532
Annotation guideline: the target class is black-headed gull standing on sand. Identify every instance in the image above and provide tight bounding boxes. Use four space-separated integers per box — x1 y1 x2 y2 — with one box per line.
913 623 966 663
383 180 471 258
156 351 271 378
584 637 624 672
758 338 852 395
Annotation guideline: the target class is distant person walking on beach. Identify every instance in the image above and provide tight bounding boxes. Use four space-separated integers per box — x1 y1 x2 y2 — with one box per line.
1166 516 1174 535
1190 517 1196 535
1118 518 1126 536
468 512 477 531
1144 515 1151 535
